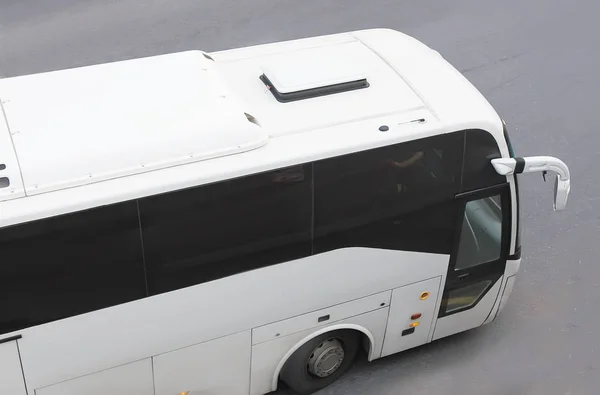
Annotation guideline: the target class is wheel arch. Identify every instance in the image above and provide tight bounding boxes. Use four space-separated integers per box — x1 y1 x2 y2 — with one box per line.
270 323 376 392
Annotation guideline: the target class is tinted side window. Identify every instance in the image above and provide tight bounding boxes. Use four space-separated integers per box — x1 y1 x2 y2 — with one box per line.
139 165 312 295
462 129 506 191
314 133 463 255
0 202 146 335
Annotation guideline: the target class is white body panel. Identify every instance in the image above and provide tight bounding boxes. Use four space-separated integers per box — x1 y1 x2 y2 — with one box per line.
252 291 391 346
0 340 27 395
350 30 501 134
12 249 449 391
250 308 390 395
497 275 517 315
481 258 521 326
35 358 154 395
153 331 251 395
381 277 443 357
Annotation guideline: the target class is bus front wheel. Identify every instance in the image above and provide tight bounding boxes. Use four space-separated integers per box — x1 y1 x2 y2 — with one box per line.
280 330 360 395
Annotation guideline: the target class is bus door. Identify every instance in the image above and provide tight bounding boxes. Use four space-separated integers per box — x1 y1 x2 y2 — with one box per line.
0 335 28 395
433 183 511 340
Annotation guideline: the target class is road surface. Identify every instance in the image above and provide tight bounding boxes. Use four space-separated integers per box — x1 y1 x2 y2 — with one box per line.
1 1 598 394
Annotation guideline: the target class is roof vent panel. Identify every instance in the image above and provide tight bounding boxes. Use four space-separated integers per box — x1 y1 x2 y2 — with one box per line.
259 42 370 102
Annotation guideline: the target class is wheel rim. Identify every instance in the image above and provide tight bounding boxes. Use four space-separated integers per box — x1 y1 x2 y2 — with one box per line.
306 338 345 378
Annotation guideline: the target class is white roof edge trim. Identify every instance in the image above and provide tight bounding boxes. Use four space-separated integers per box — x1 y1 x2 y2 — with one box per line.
26 130 270 197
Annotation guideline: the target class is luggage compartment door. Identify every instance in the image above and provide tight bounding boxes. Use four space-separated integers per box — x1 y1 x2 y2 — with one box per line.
0 336 27 395
381 277 442 357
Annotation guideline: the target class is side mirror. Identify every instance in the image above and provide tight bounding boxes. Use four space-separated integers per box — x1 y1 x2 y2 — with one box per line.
553 175 570 211
491 156 571 211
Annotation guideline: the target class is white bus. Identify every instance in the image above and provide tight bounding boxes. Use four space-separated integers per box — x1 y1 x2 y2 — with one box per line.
0 28 570 395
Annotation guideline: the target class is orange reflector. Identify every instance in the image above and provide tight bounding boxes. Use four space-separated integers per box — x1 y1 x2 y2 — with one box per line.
179 392 189 395
410 321 420 328
420 292 430 300
411 313 422 320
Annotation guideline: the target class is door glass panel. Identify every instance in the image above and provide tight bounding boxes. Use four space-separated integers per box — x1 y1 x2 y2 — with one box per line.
455 195 503 270
445 280 492 313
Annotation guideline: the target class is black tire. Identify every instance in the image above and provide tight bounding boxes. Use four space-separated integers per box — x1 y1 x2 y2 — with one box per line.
280 330 360 395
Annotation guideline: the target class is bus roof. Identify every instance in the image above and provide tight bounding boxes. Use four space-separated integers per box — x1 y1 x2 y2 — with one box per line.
0 28 504 227
0 50 269 199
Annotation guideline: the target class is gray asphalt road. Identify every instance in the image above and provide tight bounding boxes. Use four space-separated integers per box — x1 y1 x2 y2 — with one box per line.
1 1 598 394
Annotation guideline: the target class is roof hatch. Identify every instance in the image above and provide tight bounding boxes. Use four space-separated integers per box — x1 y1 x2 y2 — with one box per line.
259 42 370 103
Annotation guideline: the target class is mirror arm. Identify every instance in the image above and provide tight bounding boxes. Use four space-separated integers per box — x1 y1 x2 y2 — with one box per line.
491 156 570 181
